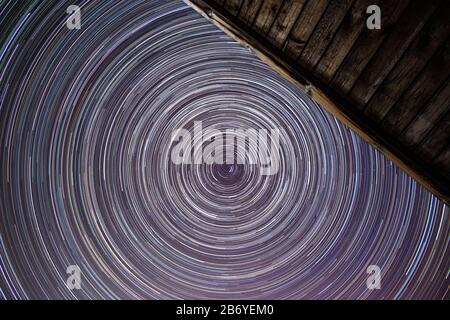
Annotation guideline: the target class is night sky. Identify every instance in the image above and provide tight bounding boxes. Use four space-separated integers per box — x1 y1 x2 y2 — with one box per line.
0 0 448 299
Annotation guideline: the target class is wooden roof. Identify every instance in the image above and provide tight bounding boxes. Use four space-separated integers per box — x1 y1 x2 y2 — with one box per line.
185 0 450 204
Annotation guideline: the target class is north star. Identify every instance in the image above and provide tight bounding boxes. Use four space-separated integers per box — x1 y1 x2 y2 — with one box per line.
176 304 211 318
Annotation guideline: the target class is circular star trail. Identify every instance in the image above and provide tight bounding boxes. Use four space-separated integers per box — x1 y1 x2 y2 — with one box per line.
0 0 448 299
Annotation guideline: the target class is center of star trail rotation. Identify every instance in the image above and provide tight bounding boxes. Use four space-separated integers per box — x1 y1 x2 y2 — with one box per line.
0 0 448 299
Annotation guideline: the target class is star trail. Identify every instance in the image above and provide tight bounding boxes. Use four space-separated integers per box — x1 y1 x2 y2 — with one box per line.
0 0 448 300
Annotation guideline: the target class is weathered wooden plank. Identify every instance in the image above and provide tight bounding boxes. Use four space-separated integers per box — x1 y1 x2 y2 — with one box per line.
414 111 450 176
329 0 409 94
400 79 450 146
348 0 441 107
433 146 450 176
252 0 284 35
224 0 242 16
298 0 354 70
238 0 264 26
267 0 307 48
283 0 329 58
315 0 378 83
414 94 450 160
380 39 450 136
364 2 450 122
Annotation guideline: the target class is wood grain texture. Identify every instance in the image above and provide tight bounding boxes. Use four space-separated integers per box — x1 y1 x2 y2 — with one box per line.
252 0 284 35
348 0 441 107
329 0 409 94
238 0 264 26
283 0 330 58
315 0 378 83
380 39 450 136
416 111 450 164
433 147 450 176
299 0 354 70
224 0 242 15
267 0 307 48
400 79 450 146
364 1 450 122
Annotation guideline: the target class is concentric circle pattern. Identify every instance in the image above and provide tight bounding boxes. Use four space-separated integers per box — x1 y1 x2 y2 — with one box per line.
0 0 448 299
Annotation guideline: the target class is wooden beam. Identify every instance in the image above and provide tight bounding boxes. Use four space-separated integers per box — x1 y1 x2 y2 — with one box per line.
183 0 450 205
329 0 409 95
284 0 329 58
348 0 441 107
